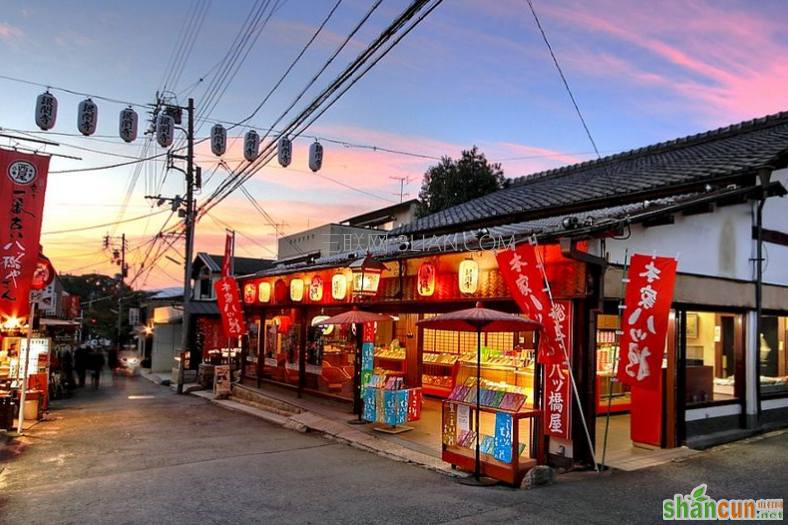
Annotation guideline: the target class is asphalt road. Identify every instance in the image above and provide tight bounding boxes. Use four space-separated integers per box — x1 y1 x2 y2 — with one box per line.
1 374 785 525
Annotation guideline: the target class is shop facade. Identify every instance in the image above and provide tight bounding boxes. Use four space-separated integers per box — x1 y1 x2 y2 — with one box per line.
235 112 788 471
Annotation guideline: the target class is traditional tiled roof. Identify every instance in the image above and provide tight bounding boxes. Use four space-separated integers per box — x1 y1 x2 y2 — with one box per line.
394 111 788 236
194 252 275 276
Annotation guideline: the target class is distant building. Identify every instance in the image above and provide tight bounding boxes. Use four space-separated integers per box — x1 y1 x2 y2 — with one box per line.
276 199 418 260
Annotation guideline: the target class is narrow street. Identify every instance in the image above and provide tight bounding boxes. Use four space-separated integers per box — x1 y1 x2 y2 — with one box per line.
1 376 785 525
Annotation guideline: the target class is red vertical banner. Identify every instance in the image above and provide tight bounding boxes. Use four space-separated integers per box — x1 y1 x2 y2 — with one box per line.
221 230 234 277
543 300 572 439
616 254 677 391
496 244 563 364
214 276 246 338
0 150 50 321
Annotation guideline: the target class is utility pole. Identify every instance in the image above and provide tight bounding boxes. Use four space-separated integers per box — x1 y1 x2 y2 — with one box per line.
178 99 196 394
104 233 128 354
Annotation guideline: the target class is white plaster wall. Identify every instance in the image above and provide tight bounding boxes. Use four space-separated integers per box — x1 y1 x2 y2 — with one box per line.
759 167 788 286
605 203 753 281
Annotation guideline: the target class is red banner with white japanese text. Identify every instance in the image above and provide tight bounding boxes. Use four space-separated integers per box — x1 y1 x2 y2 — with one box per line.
214 276 246 338
0 149 50 321
616 254 677 390
221 230 234 277
496 244 564 365
543 300 572 439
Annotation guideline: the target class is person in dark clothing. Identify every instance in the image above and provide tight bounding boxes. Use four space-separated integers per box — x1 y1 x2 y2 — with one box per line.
74 345 89 388
61 348 75 390
108 347 118 375
89 350 105 389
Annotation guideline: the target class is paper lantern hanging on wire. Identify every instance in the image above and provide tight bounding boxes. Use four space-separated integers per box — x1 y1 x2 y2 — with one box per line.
308 141 323 172
156 113 174 148
211 124 227 157
277 137 292 167
77 98 98 136
244 129 260 162
35 91 58 130
119 107 138 143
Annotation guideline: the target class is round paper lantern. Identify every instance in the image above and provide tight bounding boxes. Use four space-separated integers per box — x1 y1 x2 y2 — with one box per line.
156 113 175 148
290 278 304 302
211 124 227 156
417 263 436 297
77 98 98 136
308 141 323 172
458 258 479 294
119 107 138 143
309 275 323 302
258 281 271 303
35 91 58 130
331 273 347 300
244 129 260 162
243 283 256 304
278 137 292 167
274 279 287 303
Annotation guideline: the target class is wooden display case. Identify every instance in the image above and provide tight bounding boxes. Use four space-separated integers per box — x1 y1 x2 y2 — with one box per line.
374 347 406 376
421 352 459 397
441 399 544 486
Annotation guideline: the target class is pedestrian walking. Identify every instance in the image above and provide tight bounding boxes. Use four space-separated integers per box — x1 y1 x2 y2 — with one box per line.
74 345 89 388
89 350 105 390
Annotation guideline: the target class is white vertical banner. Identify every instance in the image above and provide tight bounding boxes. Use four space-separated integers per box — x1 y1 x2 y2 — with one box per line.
457 404 470 432
128 307 140 326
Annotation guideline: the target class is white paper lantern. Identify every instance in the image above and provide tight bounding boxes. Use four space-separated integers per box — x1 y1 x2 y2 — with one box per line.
290 278 304 302
244 129 260 162
308 141 323 172
156 113 174 148
211 124 227 156
119 107 138 143
77 98 98 136
35 91 58 130
458 258 479 294
331 273 347 300
277 137 292 167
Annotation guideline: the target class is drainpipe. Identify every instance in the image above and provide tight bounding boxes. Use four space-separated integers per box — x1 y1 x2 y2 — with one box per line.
754 167 773 428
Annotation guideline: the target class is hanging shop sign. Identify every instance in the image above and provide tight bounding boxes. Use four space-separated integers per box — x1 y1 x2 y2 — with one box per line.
458 258 479 294
278 137 292 167
35 91 58 130
244 129 260 162
417 263 436 297
119 107 138 143
221 229 234 277
0 149 51 321
30 255 55 290
214 276 246 338
543 300 572 439
331 273 347 300
211 124 227 157
258 281 271 303
156 113 175 148
308 141 323 172
496 244 564 365
309 275 323 302
616 254 677 391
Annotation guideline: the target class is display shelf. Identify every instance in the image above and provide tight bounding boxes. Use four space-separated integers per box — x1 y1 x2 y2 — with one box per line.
442 399 544 486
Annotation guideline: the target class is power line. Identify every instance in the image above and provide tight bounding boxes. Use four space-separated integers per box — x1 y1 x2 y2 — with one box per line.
41 210 170 235
525 0 600 159
0 73 151 109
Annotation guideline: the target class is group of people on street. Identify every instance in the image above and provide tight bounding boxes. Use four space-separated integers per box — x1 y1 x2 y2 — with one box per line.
68 346 107 389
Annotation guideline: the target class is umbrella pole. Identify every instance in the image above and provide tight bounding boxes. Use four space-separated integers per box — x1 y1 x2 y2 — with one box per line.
355 323 362 421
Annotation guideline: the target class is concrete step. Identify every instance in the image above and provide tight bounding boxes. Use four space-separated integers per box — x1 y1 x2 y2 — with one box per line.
230 384 305 417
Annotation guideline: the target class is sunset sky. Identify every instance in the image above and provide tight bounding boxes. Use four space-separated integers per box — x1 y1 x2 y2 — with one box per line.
1 0 786 290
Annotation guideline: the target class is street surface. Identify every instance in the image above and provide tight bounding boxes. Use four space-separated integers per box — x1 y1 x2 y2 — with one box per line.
1 375 785 525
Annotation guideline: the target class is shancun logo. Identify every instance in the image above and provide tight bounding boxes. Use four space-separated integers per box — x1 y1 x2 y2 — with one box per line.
663 484 782 520
7 160 38 185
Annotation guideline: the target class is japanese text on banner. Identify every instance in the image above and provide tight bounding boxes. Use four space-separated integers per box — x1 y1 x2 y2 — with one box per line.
543 300 572 439
0 149 50 320
616 254 677 390
496 244 563 365
214 276 246 338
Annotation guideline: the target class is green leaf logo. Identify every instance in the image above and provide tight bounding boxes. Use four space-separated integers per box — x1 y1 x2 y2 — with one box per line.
692 485 707 499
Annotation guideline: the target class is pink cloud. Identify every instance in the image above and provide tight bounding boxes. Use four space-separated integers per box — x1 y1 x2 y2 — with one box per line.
0 22 23 41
